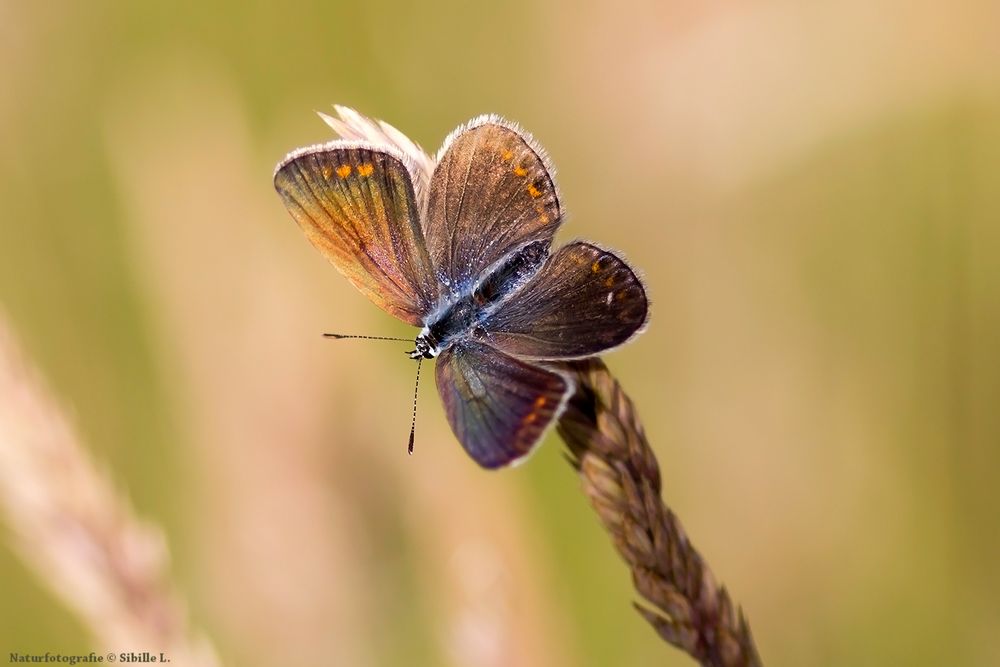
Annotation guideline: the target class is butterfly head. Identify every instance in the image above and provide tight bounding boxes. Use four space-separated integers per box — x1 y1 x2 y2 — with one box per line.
409 330 439 360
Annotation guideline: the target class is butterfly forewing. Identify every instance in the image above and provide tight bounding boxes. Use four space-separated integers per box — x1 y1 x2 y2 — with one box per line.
435 341 571 469
274 145 438 325
425 119 562 290
482 242 648 359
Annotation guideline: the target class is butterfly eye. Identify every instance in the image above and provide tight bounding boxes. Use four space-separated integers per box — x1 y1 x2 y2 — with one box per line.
472 326 487 339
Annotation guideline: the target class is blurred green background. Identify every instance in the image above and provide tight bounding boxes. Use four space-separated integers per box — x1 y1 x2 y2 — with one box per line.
1 1 998 665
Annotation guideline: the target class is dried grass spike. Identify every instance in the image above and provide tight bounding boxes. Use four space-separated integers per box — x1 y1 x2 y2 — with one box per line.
0 316 220 666
556 358 762 667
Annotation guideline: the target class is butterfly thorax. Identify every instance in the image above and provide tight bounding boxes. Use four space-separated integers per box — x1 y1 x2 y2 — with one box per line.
410 240 550 360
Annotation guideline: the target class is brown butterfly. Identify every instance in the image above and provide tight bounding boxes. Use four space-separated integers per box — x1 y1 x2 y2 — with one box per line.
275 108 647 468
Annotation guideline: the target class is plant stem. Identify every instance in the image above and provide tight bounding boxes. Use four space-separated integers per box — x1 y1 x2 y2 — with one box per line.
557 359 762 667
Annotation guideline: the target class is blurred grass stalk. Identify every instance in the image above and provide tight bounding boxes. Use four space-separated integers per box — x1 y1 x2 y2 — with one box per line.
559 359 761 667
0 316 218 666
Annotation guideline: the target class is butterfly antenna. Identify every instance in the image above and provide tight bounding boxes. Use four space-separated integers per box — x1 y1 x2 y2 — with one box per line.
408 357 422 456
323 333 411 342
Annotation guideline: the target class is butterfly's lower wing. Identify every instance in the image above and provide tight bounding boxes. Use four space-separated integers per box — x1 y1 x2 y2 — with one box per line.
481 242 648 359
425 118 563 289
435 341 571 469
274 143 438 325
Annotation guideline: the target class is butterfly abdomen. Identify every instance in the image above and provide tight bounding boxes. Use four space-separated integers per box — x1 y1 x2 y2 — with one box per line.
424 240 551 354
472 240 549 308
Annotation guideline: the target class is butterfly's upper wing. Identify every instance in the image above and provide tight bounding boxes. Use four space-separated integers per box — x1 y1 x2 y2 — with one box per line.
425 118 562 290
435 340 571 469
481 242 648 359
274 143 438 325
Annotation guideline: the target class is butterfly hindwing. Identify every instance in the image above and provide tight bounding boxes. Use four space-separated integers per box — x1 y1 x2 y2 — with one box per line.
424 118 562 290
481 242 648 359
274 144 438 325
435 341 571 469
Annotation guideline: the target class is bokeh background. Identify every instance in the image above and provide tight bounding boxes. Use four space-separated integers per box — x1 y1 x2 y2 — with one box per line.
1 1 998 665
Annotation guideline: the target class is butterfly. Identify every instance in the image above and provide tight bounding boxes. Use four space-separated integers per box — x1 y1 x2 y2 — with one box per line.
274 108 648 469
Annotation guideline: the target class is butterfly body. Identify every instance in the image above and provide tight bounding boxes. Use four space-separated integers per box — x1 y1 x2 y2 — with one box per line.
275 110 648 469
414 239 551 359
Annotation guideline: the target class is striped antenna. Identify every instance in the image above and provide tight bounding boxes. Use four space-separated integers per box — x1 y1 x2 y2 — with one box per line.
322 333 411 342
408 357 423 456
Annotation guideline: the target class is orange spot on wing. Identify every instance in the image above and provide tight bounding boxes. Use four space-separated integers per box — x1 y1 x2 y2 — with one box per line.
527 184 542 198
501 150 514 161
335 165 352 178
357 163 374 176
534 396 547 408
523 412 537 424
538 213 550 224
321 165 333 179
513 165 528 177
591 261 601 273
604 276 614 287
